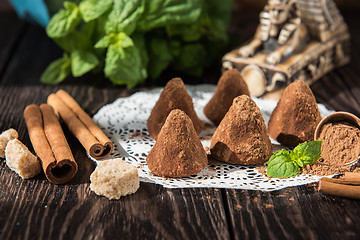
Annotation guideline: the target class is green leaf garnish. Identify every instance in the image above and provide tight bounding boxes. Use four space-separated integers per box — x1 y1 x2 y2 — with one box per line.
291 140 322 166
266 141 322 178
267 149 301 178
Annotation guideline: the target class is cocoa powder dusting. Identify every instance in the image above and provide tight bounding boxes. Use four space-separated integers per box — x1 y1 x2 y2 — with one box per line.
147 78 204 140
129 132 141 139
146 109 207 178
210 95 273 165
256 165 267 176
303 122 360 175
204 69 250 125
268 80 322 147
235 204 242 211
265 203 274 208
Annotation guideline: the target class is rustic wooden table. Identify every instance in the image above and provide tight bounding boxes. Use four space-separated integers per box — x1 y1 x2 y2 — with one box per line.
1 2 360 240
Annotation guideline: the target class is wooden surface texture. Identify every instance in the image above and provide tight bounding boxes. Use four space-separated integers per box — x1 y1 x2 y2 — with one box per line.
1 3 360 240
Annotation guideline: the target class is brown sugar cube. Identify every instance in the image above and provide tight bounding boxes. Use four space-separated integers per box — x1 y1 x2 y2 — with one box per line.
146 109 208 177
147 77 204 140
204 69 250 125
90 158 139 200
210 95 272 165
268 80 322 147
0 128 18 158
5 139 41 179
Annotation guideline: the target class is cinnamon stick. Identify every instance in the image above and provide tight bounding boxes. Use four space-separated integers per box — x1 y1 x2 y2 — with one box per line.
47 90 113 159
320 176 360 186
344 172 360 181
319 179 360 199
24 104 78 184
56 90 111 148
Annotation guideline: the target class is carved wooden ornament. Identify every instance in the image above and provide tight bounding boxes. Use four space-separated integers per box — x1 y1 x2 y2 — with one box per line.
223 0 351 100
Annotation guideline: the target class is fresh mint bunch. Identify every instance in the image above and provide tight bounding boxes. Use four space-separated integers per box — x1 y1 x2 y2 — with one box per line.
266 141 322 178
41 0 234 87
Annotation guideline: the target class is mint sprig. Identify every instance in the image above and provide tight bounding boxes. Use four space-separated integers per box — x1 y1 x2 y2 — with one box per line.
266 141 322 178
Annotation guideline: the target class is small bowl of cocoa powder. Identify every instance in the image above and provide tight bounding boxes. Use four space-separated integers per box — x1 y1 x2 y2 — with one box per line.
315 112 360 135
306 112 360 175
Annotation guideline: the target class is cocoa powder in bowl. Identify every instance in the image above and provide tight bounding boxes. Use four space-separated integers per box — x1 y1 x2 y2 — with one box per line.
304 112 360 175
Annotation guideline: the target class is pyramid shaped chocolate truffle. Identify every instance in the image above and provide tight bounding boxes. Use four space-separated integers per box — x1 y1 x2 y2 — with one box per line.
147 78 203 139
146 109 208 177
268 80 322 147
204 69 250 125
210 95 272 165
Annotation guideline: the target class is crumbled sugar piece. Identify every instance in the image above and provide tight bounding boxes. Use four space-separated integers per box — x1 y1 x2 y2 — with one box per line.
0 128 18 158
5 139 41 179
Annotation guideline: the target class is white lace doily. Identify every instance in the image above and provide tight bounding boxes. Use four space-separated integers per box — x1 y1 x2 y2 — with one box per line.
92 84 334 191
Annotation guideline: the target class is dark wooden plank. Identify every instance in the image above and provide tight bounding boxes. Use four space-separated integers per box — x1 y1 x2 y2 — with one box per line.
224 184 360 240
0 171 229 240
0 24 230 240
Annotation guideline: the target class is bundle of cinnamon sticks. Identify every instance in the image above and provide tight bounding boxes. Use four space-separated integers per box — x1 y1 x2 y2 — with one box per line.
24 104 78 184
24 90 114 184
319 172 360 199
47 90 113 160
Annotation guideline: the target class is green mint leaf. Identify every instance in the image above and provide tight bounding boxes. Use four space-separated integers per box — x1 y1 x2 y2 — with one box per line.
291 141 322 166
104 42 147 88
137 0 202 31
132 33 148 73
54 30 92 53
41 55 71 85
105 0 145 35
147 37 173 79
92 10 110 41
71 50 99 77
46 1 82 38
294 158 304 168
95 33 133 49
80 20 96 39
171 43 206 77
94 35 112 49
115 32 133 48
79 0 113 22
203 0 233 41
267 149 301 178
